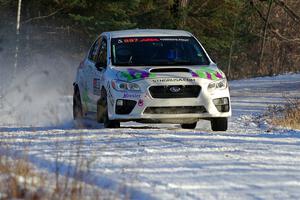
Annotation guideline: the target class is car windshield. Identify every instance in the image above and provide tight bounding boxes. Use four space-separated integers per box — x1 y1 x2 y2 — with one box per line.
111 37 210 66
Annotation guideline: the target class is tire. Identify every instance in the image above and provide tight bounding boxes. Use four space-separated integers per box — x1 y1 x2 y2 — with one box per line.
97 98 105 123
73 87 83 120
211 118 228 131
97 90 120 128
181 122 197 129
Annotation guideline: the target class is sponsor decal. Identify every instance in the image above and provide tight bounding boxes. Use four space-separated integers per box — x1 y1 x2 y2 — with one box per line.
192 67 224 80
138 99 144 107
160 38 189 42
81 81 90 108
140 38 160 42
119 38 191 43
124 38 139 43
118 68 156 81
82 88 90 108
121 38 160 43
93 78 101 95
123 93 141 99
152 78 196 83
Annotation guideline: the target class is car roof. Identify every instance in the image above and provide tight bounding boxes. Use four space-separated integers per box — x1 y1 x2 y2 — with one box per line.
103 29 193 38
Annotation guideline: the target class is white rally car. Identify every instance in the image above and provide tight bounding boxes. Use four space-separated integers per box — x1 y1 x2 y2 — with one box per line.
73 29 231 130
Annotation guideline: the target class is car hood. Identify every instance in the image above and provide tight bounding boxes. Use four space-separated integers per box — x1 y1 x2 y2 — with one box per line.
111 65 225 82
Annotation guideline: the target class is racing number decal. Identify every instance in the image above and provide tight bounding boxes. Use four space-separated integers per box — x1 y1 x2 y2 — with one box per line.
93 78 101 95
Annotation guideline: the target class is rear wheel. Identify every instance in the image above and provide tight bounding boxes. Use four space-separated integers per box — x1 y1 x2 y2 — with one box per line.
211 118 228 131
97 90 120 128
181 122 197 129
73 88 83 120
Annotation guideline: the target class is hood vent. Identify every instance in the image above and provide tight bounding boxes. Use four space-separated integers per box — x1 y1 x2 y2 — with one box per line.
150 68 190 73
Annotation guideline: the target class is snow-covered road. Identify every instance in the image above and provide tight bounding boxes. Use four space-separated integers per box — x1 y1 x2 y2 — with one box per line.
1 73 300 199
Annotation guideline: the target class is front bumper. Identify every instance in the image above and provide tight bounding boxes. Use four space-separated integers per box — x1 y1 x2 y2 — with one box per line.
107 78 231 123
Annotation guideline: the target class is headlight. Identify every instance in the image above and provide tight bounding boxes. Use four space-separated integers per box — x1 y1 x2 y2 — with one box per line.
208 79 228 91
111 80 141 91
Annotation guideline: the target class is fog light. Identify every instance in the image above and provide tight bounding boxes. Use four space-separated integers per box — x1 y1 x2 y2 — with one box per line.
117 99 124 106
116 99 137 114
223 98 229 104
213 97 230 112
213 97 229 105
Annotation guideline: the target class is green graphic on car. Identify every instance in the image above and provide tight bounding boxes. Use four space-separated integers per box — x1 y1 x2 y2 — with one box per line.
117 67 224 81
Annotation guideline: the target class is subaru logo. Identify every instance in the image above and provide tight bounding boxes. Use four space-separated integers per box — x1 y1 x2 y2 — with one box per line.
169 86 181 93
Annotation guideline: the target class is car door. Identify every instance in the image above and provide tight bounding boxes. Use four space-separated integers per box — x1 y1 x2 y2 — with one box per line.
85 37 101 112
88 37 108 112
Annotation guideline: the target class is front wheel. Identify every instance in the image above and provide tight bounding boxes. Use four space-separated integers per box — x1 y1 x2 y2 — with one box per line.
103 108 120 128
97 91 120 128
211 118 228 131
181 122 197 129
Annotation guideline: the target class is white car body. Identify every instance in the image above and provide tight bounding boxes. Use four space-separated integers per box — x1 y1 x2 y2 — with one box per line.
73 29 231 130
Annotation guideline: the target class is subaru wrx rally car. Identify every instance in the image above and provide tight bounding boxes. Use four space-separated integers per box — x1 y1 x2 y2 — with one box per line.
73 29 231 130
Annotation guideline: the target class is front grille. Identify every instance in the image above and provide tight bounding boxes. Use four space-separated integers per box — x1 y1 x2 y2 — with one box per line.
144 106 207 114
149 85 201 98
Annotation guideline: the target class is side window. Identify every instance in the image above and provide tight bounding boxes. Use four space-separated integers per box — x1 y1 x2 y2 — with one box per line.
88 38 101 62
97 39 107 65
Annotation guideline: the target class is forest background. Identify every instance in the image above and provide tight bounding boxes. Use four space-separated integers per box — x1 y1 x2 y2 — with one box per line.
0 0 299 80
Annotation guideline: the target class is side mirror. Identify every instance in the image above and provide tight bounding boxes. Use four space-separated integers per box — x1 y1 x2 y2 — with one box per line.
95 61 106 71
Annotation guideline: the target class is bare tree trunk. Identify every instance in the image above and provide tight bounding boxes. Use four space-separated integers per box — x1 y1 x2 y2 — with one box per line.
180 0 189 27
14 0 22 77
180 0 189 6
258 0 273 74
227 16 238 79
274 0 300 22
172 0 189 28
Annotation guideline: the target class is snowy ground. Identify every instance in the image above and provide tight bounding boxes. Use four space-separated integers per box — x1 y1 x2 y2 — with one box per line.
0 73 300 199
